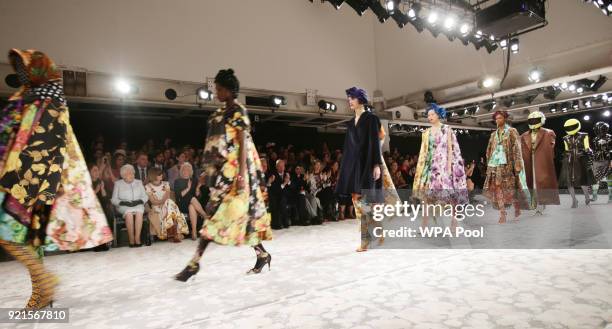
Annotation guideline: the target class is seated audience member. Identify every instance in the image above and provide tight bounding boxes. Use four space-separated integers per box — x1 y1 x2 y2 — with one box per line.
134 152 150 182
174 163 207 240
111 164 149 247
310 160 334 222
167 151 187 190
145 168 189 242
269 159 293 229
89 164 113 251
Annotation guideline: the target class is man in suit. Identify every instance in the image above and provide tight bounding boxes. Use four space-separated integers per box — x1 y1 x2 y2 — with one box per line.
268 159 294 229
134 152 150 183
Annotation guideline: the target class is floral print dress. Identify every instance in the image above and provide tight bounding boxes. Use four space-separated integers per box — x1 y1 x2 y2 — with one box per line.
200 103 272 246
0 49 112 252
145 182 188 240
413 125 468 204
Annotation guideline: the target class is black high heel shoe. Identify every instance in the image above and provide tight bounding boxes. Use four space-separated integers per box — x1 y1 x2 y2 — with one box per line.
174 263 200 282
247 253 272 274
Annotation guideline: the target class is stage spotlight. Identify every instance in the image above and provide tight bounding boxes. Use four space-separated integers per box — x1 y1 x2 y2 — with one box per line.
584 115 590 121
427 11 439 24
585 99 592 108
4 74 20 88
475 105 480 113
604 110 611 117
499 39 508 49
561 82 568 89
197 87 213 101
572 100 579 109
475 30 483 39
385 0 395 14
369 1 390 22
392 10 409 28
528 68 542 83
407 3 421 20
484 40 498 53
568 84 576 92
510 38 519 54
327 0 344 9
602 93 609 101
489 34 496 41
318 100 337 112
561 103 569 112
577 86 584 93
443 16 456 30
459 23 470 35
550 107 557 113
346 0 368 16
480 76 496 89
114 79 137 96
543 87 561 100
270 95 286 107
164 88 177 100
590 75 607 92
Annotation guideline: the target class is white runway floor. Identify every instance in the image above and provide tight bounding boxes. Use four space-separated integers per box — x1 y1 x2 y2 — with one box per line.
1 196 612 329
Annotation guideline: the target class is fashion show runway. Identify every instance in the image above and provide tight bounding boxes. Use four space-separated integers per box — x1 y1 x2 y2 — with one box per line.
1 197 612 329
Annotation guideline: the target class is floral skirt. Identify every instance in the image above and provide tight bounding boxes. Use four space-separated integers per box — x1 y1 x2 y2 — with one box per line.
149 199 189 240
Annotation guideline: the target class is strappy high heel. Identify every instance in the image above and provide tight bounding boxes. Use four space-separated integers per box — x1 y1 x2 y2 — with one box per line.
174 263 200 282
247 253 272 274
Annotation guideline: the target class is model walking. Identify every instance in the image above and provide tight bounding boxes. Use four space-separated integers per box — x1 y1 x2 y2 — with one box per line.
0 49 112 308
482 110 530 223
562 118 595 208
175 69 272 282
335 87 398 252
413 104 468 231
520 111 560 214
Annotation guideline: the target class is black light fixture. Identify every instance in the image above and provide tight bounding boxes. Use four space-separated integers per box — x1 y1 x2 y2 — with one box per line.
318 100 337 112
326 0 344 9
407 3 421 20
391 10 409 28
590 75 607 92
384 0 396 14
270 95 287 107
543 86 561 100
196 87 213 101
369 0 390 23
510 38 520 54
345 0 368 16
164 88 177 100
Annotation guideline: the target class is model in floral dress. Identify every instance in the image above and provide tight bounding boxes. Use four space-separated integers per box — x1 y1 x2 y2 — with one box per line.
175 69 272 282
413 104 468 230
0 49 112 309
145 167 189 242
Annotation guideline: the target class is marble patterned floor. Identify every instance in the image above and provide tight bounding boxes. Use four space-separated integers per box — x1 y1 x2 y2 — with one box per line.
1 200 612 329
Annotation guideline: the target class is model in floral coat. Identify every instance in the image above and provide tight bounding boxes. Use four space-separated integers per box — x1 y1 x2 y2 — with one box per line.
0 49 112 309
413 104 468 230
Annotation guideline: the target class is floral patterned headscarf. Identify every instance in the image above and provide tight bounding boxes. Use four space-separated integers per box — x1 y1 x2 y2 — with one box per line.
8 49 65 104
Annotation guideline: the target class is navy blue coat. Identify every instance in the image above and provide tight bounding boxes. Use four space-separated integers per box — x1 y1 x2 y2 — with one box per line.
335 110 383 199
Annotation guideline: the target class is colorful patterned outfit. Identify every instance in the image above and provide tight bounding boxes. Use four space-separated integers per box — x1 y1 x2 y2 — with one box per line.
413 125 468 204
199 102 272 246
483 125 530 210
0 49 112 309
145 181 189 240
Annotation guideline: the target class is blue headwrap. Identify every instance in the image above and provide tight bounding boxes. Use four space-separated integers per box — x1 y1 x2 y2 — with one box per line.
426 103 447 119
345 87 369 105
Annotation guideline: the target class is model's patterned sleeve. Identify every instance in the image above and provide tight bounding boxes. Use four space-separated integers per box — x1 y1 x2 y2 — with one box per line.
228 106 250 131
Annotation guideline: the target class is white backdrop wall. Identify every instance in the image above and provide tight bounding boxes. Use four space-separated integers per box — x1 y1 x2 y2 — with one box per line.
0 0 378 99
